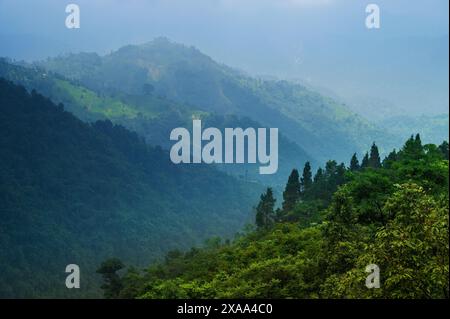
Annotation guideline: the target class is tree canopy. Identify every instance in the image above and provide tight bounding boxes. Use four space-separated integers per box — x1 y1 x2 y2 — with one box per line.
99 135 449 299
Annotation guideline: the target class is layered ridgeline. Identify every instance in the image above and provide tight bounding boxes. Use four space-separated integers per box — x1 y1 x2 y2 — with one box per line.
0 58 314 187
101 136 449 299
0 79 261 298
36 37 395 163
378 114 449 145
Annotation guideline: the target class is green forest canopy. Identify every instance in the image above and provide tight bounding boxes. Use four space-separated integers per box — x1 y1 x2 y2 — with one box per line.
100 135 449 299
0 79 260 298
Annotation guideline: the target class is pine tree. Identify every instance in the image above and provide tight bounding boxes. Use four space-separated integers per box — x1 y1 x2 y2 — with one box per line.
300 162 313 193
369 143 381 168
282 169 301 212
361 152 369 169
349 153 360 171
438 141 449 160
314 167 324 182
255 188 276 229
382 149 398 168
309 167 325 200
336 163 346 185
415 133 422 146
401 134 424 160
325 160 337 178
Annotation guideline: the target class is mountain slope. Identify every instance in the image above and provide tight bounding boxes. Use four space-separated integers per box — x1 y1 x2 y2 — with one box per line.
0 79 260 298
0 59 315 186
39 38 397 162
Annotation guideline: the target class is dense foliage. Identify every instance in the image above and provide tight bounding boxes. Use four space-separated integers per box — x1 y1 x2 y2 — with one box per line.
1 40 448 299
37 38 404 163
0 58 313 186
0 79 260 298
103 135 449 298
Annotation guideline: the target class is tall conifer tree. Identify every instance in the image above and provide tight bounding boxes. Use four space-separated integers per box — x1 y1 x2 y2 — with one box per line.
255 188 276 229
300 162 313 193
369 143 381 168
282 169 301 212
361 152 369 169
350 153 360 171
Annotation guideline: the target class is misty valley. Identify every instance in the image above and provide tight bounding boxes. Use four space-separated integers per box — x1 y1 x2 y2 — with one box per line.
0 0 448 301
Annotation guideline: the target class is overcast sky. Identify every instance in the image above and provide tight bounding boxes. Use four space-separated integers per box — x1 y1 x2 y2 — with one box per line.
1 0 447 56
0 0 448 116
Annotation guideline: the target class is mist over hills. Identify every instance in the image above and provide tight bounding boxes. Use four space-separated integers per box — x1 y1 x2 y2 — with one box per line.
1 0 447 119
3 36 447 180
0 33 447 300
36 38 403 163
378 114 449 145
0 58 314 186
2 35 447 184
0 0 447 300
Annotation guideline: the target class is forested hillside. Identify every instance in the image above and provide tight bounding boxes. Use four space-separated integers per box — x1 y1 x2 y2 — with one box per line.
37 38 396 163
0 79 260 298
1 40 447 299
0 59 314 186
101 136 449 298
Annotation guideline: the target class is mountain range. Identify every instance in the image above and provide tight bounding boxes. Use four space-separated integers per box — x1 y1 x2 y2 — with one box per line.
0 37 448 298
36 38 395 163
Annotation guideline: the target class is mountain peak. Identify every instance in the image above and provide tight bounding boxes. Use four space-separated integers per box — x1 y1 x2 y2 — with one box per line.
105 37 218 73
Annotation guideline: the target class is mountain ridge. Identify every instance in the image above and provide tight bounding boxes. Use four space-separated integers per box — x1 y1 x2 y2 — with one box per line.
37 38 398 163
0 58 316 186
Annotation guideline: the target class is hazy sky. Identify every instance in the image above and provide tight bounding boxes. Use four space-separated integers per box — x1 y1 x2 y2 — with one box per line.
1 0 447 55
0 0 448 116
